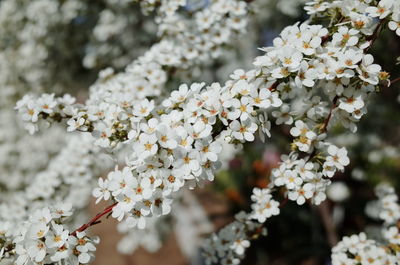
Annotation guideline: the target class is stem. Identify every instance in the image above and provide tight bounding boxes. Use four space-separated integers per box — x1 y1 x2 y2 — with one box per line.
70 202 117 236
279 197 289 208
317 201 338 247
321 96 339 133
390 77 400 86
268 81 279 91
306 96 339 162
365 20 385 51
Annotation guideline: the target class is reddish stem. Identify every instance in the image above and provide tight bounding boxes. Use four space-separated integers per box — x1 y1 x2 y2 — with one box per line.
321 96 338 133
390 77 400 86
279 197 289 208
317 201 338 247
70 202 117 236
268 81 279 91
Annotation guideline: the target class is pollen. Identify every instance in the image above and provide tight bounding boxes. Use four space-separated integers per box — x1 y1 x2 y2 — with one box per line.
168 175 175 183
140 107 147 114
183 156 191 164
284 57 292 65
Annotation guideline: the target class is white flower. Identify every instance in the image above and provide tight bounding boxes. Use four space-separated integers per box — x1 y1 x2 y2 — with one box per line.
69 232 97 264
284 170 303 189
229 119 258 142
230 69 247 81
288 183 314 205
339 49 363 69
163 83 190 107
250 87 272 108
326 145 350 171
388 13 400 36
295 159 315 180
297 31 321 55
272 104 293 125
26 240 47 262
92 178 110 203
251 199 280 223
366 0 393 19
126 208 147 229
295 61 317 87
151 193 172 217
231 79 253 96
228 96 253 121
92 123 112 147
172 149 201 178
140 118 159 135
278 46 303 71
27 222 49 240
250 188 280 223
136 133 158 158
20 102 39 123
67 117 85 132
132 99 154 117
156 123 178 149
383 226 400 245
332 26 359 47
258 112 271 142
37 94 57 114
338 89 365 114
45 223 69 249
52 202 73 219
357 54 381 85
289 120 316 152
230 238 250 255
194 139 222 162
30 208 52 224
108 167 135 197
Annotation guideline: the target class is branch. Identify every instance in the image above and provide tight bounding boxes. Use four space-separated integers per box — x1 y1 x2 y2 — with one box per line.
321 96 339 133
390 77 400 86
70 202 117 236
317 201 338 247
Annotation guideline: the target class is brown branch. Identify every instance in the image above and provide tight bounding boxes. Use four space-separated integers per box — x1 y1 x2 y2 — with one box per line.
390 77 400 86
316 201 338 247
70 202 117 236
306 96 339 162
268 81 279 91
365 19 386 51
321 96 339 133
279 197 289 208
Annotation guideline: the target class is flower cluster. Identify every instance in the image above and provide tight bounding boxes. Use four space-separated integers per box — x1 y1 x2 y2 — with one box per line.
331 232 397 265
3 205 99 265
16 0 253 137
89 78 280 228
7 0 258 262
271 143 350 206
201 0 397 262
202 212 265 265
249 187 280 223
331 184 400 264
374 184 400 245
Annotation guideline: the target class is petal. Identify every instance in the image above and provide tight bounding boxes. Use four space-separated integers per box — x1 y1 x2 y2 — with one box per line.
79 252 90 264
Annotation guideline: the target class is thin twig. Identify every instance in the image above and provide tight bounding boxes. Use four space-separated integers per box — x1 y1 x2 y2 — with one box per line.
70 202 117 236
317 201 338 247
321 96 339 133
390 77 400 86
